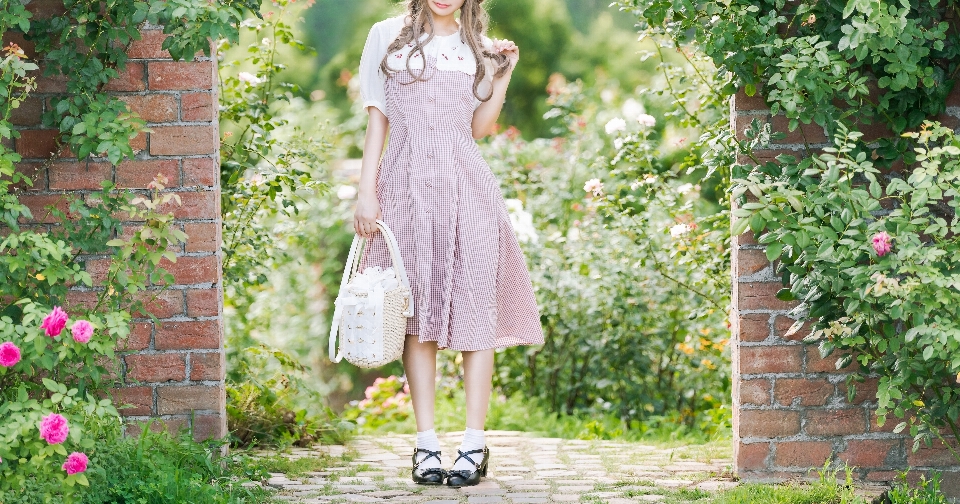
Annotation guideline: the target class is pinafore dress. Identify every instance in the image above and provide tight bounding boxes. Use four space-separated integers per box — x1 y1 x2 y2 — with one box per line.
357 29 544 352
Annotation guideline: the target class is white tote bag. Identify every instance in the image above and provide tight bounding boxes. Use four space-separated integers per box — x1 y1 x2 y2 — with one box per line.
329 220 413 368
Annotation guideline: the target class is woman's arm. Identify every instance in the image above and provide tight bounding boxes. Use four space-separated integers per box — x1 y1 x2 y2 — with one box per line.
354 107 389 238
471 39 519 140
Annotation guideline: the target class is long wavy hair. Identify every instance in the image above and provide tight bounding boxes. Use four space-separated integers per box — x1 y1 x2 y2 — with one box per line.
379 0 511 102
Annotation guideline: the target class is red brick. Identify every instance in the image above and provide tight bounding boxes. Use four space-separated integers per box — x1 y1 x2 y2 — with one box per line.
774 315 812 342
65 290 99 312
734 88 770 111
805 408 866 436
133 289 185 319
865 470 900 483
190 414 226 441
157 255 219 285
907 438 960 467
182 157 218 187
736 442 771 471
948 89 960 107
839 440 899 468
734 114 828 144
738 281 799 310
738 249 771 277
33 64 68 93
9 162 45 191
118 322 152 351
806 346 859 373
95 354 121 381
123 417 188 437
740 378 771 406
774 378 833 407
24 0 67 20
186 288 220 317
104 62 146 92
869 411 901 433
84 257 112 286
1 32 37 59
738 313 770 342
156 384 224 414
127 30 172 59
740 345 802 374
183 221 221 253
116 159 179 189
48 161 112 190
150 125 217 155
774 441 833 468
120 94 177 123
15 129 60 159
124 353 186 383
155 320 221 350
148 61 215 91
739 410 801 438
190 351 224 381
18 194 70 223
107 386 153 416
160 191 219 219
130 131 147 153
10 97 43 126
838 378 879 405
182 92 215 122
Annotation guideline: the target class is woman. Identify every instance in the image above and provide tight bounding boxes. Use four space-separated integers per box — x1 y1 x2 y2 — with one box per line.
353 0 545 488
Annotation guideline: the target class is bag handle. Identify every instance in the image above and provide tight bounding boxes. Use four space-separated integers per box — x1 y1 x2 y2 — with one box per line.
329 220 413 363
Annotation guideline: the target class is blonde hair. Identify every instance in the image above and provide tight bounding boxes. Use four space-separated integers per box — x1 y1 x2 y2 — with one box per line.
379 0 511 102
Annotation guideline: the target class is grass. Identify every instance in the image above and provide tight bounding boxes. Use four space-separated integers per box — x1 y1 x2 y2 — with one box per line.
358 387 731 446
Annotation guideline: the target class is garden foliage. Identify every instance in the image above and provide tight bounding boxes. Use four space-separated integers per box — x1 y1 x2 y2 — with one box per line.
619 0 960 458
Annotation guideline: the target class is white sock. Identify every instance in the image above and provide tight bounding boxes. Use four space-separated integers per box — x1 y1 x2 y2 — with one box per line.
452 427 486 471
414 429 441 474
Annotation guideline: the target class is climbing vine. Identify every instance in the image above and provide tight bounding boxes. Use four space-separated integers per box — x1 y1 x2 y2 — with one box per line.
618 0 960 459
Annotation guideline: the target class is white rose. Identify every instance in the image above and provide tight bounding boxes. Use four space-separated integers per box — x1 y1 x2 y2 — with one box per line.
337 185 358 200
669 223 690 238
637 114 656 128
238 72 263 85
604 117 627 135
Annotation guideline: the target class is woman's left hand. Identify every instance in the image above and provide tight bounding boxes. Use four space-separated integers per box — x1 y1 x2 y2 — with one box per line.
493 38 519 68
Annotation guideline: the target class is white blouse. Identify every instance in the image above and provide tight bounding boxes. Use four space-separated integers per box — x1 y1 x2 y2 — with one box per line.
359 15 495 116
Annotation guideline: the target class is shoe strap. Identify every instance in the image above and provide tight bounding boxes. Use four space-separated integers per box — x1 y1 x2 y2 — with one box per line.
453 447 487 470
413 448 441 470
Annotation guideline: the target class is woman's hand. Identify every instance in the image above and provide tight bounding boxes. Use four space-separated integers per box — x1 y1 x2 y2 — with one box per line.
492 38 519 70
354 191 382 238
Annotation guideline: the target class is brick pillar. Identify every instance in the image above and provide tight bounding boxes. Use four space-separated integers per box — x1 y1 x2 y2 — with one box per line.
7 2 225 441
731 90 960 496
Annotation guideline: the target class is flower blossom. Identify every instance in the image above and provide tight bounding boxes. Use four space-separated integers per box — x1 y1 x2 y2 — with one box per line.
39 413 69 445
583 178 604 197
40 307 68 338
71 320 93 344
604 117 626 135
670 223 691 238
637 114 656 128
238 72 263 85
0 342 21 367
872 231 892 257
62 452 88 475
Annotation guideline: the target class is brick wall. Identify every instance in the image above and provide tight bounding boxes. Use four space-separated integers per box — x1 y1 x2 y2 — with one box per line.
731 89 960 496
5 1 225 441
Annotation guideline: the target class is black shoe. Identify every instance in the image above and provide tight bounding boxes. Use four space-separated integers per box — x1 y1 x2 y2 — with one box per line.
445 446 489 488
411 448 446 485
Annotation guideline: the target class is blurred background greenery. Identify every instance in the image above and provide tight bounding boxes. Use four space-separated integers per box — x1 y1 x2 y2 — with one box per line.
219 0 731 448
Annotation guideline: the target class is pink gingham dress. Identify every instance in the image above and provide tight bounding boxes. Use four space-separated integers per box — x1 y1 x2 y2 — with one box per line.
356 16 544 351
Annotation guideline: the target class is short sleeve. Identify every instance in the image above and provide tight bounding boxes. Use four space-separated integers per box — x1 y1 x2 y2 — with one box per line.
359 23 387 115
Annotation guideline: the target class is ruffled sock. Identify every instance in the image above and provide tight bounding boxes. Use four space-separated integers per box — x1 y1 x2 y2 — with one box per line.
414 429 442 474
452 427 486 472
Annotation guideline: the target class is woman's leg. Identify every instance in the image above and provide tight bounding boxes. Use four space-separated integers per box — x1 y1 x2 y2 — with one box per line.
462 349 495 429
452 348 494 472
403 335 442 479
402 335 438 430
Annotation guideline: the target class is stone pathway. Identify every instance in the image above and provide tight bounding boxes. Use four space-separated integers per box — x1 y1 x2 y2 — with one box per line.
252 430 738 503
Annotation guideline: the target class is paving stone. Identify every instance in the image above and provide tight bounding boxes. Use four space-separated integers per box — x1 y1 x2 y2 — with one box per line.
556 485 594 492
339 494 385 502
505 492 549 498
695 480 739 491
551 495 582 502
466 497 503 503
421 501 460 504
637 497 665 503
333 484 379 491
511 499 548 503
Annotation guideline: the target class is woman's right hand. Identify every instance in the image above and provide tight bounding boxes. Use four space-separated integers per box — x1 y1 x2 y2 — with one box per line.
354 191 382 238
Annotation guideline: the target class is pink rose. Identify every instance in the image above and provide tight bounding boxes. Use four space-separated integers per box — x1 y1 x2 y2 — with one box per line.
0 342 21 367
39 413 69 444
62 452 88 475
71 320 94 343
40 306 68 337
872 231 892 257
